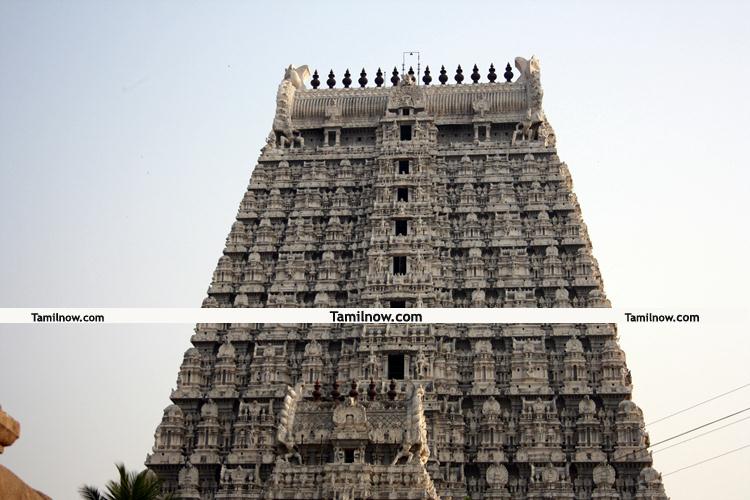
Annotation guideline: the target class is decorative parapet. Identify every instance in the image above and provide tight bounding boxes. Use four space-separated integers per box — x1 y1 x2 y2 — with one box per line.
291 83 528 128
273 58 544 134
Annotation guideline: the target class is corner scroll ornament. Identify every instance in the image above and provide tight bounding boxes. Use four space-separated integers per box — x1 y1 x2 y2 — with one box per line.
272 64 310 147
515 56 543 121
512 56 555 146
275 383 303 464
391 384 430 465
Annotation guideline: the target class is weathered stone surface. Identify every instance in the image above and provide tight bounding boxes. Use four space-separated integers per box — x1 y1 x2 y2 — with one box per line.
0 408 52 499
0 466 52 500
0 407 20 453
146 58 667 499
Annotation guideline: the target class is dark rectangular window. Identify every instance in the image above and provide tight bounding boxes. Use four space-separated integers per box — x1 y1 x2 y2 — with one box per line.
400 125 412 141
398 160 410 174
393 256 407 275
388 354 405 380
397 187 408 202
344 449 355 463
395 219 407 236
390 300 406 308
402 108 410 116
327 131 336 145
478 126 487 138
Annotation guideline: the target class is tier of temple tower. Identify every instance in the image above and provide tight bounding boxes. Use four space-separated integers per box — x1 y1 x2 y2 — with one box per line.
146 57 668 499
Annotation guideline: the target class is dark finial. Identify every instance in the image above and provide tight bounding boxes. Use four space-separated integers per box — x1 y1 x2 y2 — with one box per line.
311 70 320 89
471 64 480 84
358 68 368 88
342 69 352 88
487 63 497 83
348 380 359 399
454 65 464 84
326 70 336 89
391 66 400 86
387 379 397 400
312 379 321 400
330 380 341 400
438 65 448 85
408 66 415 77
422 65 432 85
504 62 514 82
368 379 377 400
374 67 384 87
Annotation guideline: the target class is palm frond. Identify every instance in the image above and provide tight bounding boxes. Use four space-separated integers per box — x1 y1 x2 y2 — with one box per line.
84 462 170 500
78 485 105 500
131 468 163 499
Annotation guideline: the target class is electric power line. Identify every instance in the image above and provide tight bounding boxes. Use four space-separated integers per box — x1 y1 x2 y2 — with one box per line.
615 407 750 462
649 407 750 448
652 415 750 454
647 382 750 426
663 444 750 477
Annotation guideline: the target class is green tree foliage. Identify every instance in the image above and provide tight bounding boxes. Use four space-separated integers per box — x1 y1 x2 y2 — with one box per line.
79 463 173 500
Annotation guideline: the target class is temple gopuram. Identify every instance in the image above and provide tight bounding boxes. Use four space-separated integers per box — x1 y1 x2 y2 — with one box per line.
146 57 668 500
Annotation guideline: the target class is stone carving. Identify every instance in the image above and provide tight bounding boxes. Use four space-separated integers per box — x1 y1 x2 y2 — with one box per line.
472 97 490 117
276 383 303 464
147 56 666 500
332 397 367 427
482 396 501 415
514 56 543 121
593 463 616 487
325 97 342 121
538 119 556 147
178 461 200 498
387 78 425 110
273 64 311 143
486 464 509 487
391 385 430 465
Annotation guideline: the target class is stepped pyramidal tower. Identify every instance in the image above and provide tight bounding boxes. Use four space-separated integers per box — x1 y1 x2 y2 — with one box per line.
146 58 668 499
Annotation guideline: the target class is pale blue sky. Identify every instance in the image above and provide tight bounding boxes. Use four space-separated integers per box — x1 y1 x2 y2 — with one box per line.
1 1 749 499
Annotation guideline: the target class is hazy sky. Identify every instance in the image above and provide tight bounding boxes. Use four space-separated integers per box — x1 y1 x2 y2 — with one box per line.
1 1 749 499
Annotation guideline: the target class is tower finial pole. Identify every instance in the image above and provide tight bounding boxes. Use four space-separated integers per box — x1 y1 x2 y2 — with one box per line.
402 51 421 84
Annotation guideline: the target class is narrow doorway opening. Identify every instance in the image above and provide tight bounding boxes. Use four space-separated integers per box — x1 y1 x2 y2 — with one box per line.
395 219 408 236
388 354 405 380
400 125 412 141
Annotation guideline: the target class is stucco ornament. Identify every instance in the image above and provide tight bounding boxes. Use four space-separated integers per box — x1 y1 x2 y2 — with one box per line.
486 464 509 487
391 385 430 465
514 56 544 120
276 383 303 464
273 65 311 142
593 463 616 487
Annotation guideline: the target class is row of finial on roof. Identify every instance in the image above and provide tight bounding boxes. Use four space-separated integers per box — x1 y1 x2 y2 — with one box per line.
309 64 515 89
